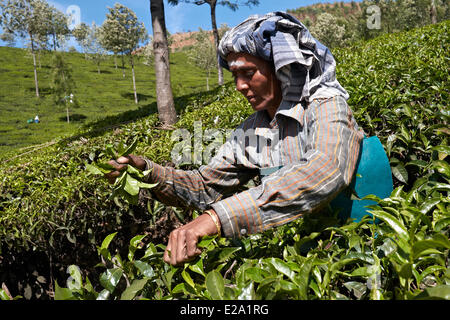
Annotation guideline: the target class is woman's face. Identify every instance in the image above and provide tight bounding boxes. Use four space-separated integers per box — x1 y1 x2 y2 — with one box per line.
227 52 282 119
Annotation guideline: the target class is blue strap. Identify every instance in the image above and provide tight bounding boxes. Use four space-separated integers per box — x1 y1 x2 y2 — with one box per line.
259 165 283 177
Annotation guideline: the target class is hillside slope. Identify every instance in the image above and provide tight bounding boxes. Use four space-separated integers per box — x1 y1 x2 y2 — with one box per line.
287 1 362 24
0 47 231 157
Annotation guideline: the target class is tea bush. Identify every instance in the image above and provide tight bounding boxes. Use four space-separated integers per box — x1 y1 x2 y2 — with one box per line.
0 21 448 300
0 83 250 254
334 21 449 187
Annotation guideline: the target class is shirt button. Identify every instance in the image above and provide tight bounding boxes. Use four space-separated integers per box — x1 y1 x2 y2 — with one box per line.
240 229 247 235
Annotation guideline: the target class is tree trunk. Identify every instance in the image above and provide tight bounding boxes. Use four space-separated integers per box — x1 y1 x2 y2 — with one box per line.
131 55 138 104
430 0 437 24
30 35 40 97
62 72 69 123
53 33 57 52
150 0 177 126
209 1 224 86
121 53 126 78
114 54 118 69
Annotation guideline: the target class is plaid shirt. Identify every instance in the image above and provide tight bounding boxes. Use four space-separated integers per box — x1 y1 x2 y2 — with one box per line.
144 96 364 238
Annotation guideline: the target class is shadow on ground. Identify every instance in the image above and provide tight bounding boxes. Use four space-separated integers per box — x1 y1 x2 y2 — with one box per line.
58 113 87 122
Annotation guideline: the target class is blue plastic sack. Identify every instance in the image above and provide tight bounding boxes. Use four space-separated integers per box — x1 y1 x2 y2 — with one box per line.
330 136 393 223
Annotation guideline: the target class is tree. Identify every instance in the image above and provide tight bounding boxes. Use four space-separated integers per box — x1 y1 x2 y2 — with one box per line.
140 36 154 67
150 0 177 126
0 0 51 97
100 3 148 104
100 4 129 77
140 30 175 66
356 0 440 39
46 4 70 52
72 22 90 58
168 0 259 86
0 30 16 46
310 12 346 48
430 0 437 23
85 22 108 74
187 28 217 90
51 53 76 123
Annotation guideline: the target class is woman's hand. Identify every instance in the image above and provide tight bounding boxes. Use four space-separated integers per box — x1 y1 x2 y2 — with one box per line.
164 210 221 266
104 154 146 184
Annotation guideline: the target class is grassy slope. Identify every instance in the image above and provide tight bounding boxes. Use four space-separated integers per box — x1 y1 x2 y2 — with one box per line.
0 47 231 158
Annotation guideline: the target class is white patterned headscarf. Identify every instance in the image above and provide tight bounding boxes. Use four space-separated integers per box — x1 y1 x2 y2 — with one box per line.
218 11 349 103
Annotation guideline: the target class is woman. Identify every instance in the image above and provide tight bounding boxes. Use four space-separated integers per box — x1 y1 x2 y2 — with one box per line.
106 12 390 266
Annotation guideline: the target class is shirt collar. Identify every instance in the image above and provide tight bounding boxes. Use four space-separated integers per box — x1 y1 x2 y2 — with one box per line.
252 100 305 137
274 100 305 126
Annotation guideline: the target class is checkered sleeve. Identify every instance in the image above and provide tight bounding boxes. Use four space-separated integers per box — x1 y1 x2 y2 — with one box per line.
142 133 257 211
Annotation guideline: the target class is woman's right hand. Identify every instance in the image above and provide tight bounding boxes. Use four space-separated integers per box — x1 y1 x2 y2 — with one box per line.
104 154 146 184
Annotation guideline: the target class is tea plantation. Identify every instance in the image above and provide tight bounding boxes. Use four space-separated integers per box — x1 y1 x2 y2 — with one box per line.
0 47 228 158
0 21 449 301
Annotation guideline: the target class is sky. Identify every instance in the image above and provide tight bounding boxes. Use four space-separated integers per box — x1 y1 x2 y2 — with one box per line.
0 0 341 48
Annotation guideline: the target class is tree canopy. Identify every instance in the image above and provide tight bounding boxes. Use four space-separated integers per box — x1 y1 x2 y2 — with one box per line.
168 0 260 85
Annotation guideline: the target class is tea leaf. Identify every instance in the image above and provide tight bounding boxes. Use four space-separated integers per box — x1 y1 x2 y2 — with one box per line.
120 138 139 157
128 235 146 261
392 164 408 184
369 209 409 240
100 232 117 252
85 163 104 176
197 235 216 248
414 285 450 300
96 289 110 300
134 261 155 278
181 269 196 290
432 145 450 155
105 144 117 159
99 232 117 261
100 268 123 293
434 217 450 232
237 282 255 300
124 174 140 196
66 265 82 291
54 281 76 300
120 279 149 300
205 270 225 300
420 198 441 214
343 281 367 299
188 258 205 277
412 234 450 260
297 255 314 299
96 162 116 172
245 267 268 283
270 258 295 280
